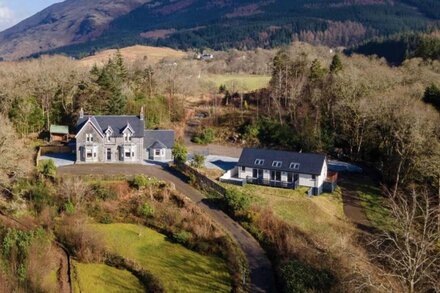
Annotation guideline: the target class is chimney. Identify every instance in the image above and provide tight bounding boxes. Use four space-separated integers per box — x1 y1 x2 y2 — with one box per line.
140 106 144 121
79 108 84 119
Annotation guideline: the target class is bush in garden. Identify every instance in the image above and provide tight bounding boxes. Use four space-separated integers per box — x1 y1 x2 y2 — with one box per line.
191 154 205 169
38 160 56 178
172 142 188 163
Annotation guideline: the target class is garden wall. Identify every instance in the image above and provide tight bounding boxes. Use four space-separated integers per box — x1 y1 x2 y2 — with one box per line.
175 162 227 197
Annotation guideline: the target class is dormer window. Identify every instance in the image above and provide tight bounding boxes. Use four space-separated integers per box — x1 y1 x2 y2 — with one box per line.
86 133 94 142
289 162 300 170
105 127 113 142
124 133 132 142
272 161 282 168
122 123 134 142
255 159 264 166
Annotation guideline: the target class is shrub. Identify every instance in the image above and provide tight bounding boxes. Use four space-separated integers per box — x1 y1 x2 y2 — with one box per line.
91 183 117 200
55 214 104 262
64 201 75 215
131 175 150 190
173 231 192 245
191 154 205 169
25 182 53 213
137 203 154 218
38 160 56 178
192 128 215 144
224 189 251 216
173 142 188 163
280 259 336 293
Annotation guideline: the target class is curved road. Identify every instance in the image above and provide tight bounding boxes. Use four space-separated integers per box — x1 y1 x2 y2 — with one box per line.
58 164 276 293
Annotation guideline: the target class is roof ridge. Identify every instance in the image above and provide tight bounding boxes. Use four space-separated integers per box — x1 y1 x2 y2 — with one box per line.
244 147 325 157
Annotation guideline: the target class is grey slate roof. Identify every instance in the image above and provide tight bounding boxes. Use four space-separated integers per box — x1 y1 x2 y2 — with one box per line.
77 115 144 137
144 130 175 149
238 148 326 175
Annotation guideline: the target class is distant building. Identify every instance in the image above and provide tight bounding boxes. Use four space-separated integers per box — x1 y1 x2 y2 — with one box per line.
50 125 69 142
196 52 214 61
221 148 337 195
75 108 174 164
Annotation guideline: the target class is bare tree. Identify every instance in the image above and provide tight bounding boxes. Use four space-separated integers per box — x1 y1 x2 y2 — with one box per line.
371 188 440 293
59 177 89 207
0 115 32 187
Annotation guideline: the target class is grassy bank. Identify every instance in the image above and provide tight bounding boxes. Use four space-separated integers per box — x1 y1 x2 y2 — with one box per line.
231 184 352 245
91 223 232 293
72 261 144 293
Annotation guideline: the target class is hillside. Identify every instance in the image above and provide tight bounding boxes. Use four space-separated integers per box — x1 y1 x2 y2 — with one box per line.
78 45 188 67
0 0 439 60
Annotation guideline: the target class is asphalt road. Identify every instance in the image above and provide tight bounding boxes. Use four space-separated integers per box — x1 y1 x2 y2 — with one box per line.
58 164 276 293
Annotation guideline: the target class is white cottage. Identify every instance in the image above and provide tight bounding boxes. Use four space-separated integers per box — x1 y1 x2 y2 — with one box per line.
235 148 329 195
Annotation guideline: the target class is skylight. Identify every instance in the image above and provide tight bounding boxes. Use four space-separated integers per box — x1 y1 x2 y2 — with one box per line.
272 161 282 168
289 162 300 170
254 159 265 166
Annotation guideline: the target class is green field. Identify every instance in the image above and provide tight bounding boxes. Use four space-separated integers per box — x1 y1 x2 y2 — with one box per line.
72 262 144 293
91 223 232 293
205 74 271 91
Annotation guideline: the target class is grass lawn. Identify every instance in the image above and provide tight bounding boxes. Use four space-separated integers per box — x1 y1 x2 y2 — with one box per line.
226 183 353 244
205 74 271 91
72 262 144 293
91 223 232 293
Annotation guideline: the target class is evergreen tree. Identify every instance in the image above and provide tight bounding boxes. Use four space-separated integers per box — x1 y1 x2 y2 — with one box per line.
114 49 128 80
423 84 440 111
90 64 100 80
106 90 127 115
329 54 343 74
309 59 327 81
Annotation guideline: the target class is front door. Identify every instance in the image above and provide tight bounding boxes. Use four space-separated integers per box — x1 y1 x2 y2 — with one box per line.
253 169 258 178
107 148 112 161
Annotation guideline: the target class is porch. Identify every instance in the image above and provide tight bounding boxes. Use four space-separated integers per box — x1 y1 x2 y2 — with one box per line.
245 176 300 189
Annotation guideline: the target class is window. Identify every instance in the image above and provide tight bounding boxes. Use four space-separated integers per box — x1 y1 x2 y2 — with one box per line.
124 133 132 142
86 150 92 158
106 134 111 142
125 151 131 158
86 133 94 142
312 175 316 180
254 159 265 166
241 166 246 171
272 161 282 168
155 149 162 156
289 162 300 170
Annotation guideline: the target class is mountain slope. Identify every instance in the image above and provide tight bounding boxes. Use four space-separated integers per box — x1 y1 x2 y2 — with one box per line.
0 0 150 60
0 0 438 60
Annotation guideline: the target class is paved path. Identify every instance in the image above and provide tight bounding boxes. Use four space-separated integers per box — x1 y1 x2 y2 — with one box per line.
58 164 276 292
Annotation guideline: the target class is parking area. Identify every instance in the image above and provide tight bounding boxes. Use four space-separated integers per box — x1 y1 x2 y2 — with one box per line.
203 155 238 171
39 153 76 167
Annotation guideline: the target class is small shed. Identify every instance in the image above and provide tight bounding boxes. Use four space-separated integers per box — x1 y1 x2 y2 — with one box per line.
50 125 69 142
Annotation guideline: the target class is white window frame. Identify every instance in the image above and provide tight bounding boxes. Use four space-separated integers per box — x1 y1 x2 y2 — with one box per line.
272 161 282 168
254 159 265 166
289 162 300 170
86 133 94 142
